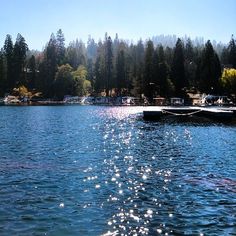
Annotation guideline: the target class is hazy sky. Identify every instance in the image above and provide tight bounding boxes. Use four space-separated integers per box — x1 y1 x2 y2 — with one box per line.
0 0 235 50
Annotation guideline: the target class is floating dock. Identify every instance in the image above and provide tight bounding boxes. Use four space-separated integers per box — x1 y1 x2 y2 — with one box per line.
143 106 235 121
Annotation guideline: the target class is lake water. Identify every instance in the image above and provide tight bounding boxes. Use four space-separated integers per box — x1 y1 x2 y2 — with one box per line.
0 105 236 236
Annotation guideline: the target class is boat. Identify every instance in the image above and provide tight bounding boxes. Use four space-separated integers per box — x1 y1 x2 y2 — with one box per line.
3 95 21 105
200 95 233 106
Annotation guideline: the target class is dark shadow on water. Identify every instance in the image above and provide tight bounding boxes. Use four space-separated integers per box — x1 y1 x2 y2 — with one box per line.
140 115 236 127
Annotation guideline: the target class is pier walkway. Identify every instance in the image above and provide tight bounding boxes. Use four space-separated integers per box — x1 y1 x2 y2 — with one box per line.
143 106 236 121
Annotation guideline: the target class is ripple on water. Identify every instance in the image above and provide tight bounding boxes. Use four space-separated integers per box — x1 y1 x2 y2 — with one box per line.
0 106 236 235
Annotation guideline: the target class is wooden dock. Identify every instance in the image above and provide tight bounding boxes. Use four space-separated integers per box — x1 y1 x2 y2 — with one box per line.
143 106 235 121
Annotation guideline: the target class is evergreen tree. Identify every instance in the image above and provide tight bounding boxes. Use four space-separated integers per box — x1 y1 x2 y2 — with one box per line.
184 38 197 87
87 58 94 93
198 40 222 93
27 55 36 89
65 39 86 69
94 55 103 94
39 34 57 97
0 49 7 96
164 46 173 67
228 35 236 68
3 34 14 90
65 42 79 69
105 35 113 96
87 35 97 60
152 49 159 96
56 29 65 65
221 46 229 66
76 39 87 66
94 41 106 95
1 30 236 98
144 40 155 99
12 33 28 86
124 49 133 95
116 49 125 95
156 45 172 97
171 38 187 96
185 38 194 61
113 33 120 56
131 40 145 97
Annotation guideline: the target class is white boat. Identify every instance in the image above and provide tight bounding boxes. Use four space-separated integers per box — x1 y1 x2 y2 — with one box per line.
200 95 233 106
3 95 21 104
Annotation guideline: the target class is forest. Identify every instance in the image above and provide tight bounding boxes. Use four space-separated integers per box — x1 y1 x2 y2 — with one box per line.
0 30 236 101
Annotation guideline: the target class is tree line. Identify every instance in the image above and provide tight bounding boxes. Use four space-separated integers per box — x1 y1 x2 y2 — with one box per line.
0 30 236 100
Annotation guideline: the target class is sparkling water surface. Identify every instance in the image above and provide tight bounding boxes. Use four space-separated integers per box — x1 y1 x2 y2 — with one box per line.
0 106 236 236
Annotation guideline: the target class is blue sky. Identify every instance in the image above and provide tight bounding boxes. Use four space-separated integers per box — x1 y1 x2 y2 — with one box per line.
0 0 235 50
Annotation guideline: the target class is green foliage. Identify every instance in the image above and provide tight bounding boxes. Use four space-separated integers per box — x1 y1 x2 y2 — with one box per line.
39 33 58 97
13 33 28 86
105 35 113 96
1 31 236 100
65 40 86 69
56 29 66 65
171 38 187 96
0 50 7 96
73 65 87 80
87 58 94 91
54 64 74 99
131 40 145 97
72 65 91 96
3 34 14 90
220 68 236 94
27 55 36 89
116 49 125 95
155 45 172 97
198 40 221 93
228 35 236 68
94 53 105 93
144 40 155 98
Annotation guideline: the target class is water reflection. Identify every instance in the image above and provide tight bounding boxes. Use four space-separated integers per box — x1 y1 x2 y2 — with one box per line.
0 106 236 235
98 107 236 235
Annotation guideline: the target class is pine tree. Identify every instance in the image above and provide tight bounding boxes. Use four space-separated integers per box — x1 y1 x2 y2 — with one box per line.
94 41 106 94
0 49 7 96
87 35 97 60
156 45 171 97
116 49 125 95
144 40 155 99
105 35 113 96
221 46 229 66
27 55 36 89
39 33 57 97
76 39 86 66
56 29 65 65
131 40 145 97
87 58 94 93
94 55 103 94
171 38 187 96
152 49 159 95
198 40 222 93
3 34 14 90
185 38 194 62
12 33 28 86
228 35 236 68
184 38 197 87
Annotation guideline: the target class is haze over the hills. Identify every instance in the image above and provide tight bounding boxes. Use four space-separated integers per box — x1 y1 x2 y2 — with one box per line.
0 0 235 50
